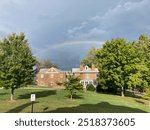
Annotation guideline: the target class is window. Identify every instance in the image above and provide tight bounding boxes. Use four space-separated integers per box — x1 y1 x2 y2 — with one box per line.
85 66 88 70
96 74 98 78
50 82 53 86
86 73 89 79
60 74 63 78
49 82 54 87
41 74 44 79
85 81 88 85
40 82 44 86
50 73 54 78
80 81 84 85
89 81 93 84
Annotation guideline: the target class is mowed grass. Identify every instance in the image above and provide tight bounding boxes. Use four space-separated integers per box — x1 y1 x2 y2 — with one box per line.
0 88 150 113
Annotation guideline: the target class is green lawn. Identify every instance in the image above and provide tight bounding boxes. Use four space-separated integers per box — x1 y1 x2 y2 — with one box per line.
0 88 150 113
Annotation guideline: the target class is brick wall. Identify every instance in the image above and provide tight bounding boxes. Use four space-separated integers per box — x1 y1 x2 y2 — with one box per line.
37 68 66 88
74 72 97 80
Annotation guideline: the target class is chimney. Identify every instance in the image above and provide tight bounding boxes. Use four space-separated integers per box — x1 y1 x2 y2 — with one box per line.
91 64 95 70
80 64 84 71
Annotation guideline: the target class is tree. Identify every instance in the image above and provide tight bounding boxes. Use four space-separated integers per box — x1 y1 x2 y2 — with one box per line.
57 74 83 99
96 38 148 96
81 47 98 67
36 59 58 70
135 34 150 88
0 32 36 100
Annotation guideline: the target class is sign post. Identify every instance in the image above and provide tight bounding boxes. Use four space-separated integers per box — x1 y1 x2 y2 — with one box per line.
30 94 36 113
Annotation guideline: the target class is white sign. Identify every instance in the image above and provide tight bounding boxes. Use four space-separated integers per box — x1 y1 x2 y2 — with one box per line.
30 94 36 101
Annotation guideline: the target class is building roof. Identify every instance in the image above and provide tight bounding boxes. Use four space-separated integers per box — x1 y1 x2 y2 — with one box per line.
72 65 99 73
39 69 49 73
61 71 71 73
39 65 99 74
39 67 69 74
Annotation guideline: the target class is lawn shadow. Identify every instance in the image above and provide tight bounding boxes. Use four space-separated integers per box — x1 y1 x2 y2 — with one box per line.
65 94 84 99
6 101 39 113
47 102 148 113
18 90 56 99
0 93 8 96
135 99 146 105
43 107 49 112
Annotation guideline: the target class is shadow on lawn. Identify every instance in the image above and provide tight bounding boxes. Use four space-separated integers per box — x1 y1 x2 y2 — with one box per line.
134 99 146 105
0 93 8 96
47 102 148 113
18 90 56 99
65 94 84 99
6 101 39 113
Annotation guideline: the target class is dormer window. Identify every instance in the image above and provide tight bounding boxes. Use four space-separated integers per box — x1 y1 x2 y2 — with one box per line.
85 65 88 70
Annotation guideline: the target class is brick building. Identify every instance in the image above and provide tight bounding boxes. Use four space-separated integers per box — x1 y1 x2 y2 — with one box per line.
37 64 99 88
37 67 68 88
72 64 99 88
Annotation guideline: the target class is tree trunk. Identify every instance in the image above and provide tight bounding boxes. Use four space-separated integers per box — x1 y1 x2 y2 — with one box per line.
70 94 73 100
121 86 124 97
10 87 15 101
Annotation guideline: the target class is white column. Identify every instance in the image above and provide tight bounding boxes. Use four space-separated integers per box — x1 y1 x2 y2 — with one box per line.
83 81 86 88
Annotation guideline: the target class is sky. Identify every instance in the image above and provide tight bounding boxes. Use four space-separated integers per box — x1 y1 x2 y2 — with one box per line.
0 0 150 69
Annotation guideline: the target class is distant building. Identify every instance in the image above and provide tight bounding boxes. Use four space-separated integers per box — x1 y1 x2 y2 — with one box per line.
37 67 68 88
37 64 99 89
72 64 99 88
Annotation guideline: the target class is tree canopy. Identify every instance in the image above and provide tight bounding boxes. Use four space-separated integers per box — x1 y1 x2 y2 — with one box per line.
135 34 150 87
0 32 36 100
36 59 58 69
82 34 150 96
81 47 98 67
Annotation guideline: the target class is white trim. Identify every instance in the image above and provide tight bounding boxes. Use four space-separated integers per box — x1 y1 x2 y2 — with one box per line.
72 70 99 73
46 71 59 73
80 80 97 88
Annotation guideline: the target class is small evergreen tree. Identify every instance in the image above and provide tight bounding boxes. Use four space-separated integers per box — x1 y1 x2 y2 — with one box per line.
57 74 83 99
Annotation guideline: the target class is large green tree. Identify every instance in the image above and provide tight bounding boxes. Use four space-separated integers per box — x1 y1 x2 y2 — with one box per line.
96 38 148 96
135 34 150 87
0 33 36 100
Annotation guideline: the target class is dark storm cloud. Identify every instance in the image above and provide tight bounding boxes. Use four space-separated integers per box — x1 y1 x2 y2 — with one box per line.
0 0 149 69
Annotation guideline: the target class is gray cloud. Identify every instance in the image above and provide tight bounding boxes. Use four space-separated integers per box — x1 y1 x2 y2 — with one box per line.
67 0 150 41
0 0 150 69
40 42 103 70
35 40 104 69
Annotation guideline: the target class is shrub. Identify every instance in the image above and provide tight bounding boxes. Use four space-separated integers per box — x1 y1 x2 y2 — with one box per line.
87 84 95 91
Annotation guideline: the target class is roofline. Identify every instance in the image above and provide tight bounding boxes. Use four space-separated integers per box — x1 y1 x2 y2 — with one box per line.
72 71 99 73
